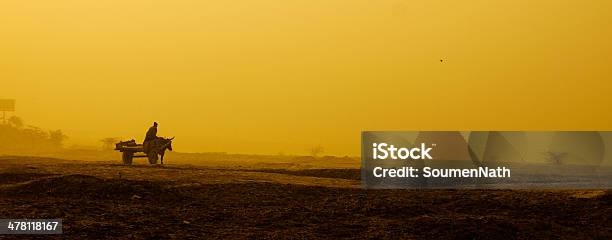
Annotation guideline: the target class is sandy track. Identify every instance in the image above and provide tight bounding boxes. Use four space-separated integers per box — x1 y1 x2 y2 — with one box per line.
0 156 360 189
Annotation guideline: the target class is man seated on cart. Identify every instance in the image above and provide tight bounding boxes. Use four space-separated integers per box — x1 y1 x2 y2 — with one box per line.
143 122 158 154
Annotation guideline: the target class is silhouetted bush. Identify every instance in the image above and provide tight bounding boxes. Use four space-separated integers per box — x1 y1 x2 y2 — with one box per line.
0 117 67 153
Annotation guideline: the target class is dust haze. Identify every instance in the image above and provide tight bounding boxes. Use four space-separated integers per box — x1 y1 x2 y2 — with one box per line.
1 0 612 238
2 0 612 155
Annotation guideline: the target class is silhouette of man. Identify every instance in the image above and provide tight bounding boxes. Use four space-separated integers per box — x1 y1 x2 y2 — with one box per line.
143 122 158 153
145 122 158 142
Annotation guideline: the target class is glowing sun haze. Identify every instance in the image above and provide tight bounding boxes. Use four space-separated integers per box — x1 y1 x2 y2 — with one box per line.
1 0 611 155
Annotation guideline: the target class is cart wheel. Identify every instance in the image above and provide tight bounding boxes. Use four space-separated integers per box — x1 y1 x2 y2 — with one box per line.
148 150 158 164
122 152 133 165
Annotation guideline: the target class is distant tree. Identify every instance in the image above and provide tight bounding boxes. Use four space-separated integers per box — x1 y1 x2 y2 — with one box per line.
101 137 120 150
543 151 567 165
308 145 325 158
24 125 49 141
8 116 24 128
48 130 68 148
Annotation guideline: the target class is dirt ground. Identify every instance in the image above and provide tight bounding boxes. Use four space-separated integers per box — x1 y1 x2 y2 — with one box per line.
1 156 611 239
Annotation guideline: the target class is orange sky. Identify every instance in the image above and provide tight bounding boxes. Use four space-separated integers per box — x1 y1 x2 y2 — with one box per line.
1 0 611 155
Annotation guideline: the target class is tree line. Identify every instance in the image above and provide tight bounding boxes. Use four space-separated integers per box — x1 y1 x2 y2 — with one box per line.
0 116 67 153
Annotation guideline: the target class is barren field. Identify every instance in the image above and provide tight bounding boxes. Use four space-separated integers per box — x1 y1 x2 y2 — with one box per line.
1 156 611 239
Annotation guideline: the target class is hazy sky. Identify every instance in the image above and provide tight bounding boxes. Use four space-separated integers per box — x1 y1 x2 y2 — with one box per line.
1 0 611 155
